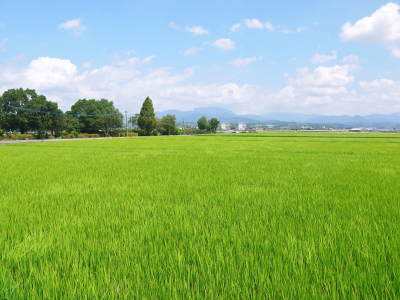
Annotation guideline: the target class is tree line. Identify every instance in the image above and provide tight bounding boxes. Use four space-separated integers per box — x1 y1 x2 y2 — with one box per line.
0 88 220 138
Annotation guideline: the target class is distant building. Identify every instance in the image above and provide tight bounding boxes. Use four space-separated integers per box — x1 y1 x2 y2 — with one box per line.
220 123 231 131
349 128 362 132
238 122 246 131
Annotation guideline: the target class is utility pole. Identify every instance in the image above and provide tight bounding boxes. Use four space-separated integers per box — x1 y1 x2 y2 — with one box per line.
125 111 128 137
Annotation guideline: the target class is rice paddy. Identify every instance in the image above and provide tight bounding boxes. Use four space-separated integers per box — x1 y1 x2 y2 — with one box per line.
1 133 399 298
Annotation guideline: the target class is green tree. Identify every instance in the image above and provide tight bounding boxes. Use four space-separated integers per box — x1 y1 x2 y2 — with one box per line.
70 99 123 136
158 114 178 135
0 88 62 137
0 88 36 133
64 115 80 133
138 97 157 135
208 118 220 133
197 116 208 130
25 95 61 138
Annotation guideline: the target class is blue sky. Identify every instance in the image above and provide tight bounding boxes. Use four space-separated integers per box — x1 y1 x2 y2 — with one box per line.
1 0 400 115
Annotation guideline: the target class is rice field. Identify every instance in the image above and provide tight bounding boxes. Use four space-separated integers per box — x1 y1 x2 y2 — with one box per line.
1 133 399 298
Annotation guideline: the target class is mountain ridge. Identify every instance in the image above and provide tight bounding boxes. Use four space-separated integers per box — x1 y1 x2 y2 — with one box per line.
156 107 400 128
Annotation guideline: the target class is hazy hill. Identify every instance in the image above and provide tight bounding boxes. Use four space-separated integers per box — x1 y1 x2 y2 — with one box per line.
157 107 400 128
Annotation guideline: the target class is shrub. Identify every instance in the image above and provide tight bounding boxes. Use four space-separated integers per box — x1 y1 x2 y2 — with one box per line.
71 130 79 138
182 129 210 135
78 133 101 139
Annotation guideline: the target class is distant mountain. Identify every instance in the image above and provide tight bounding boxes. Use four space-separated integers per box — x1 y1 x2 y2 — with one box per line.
157 107 261 123
157 107 400 128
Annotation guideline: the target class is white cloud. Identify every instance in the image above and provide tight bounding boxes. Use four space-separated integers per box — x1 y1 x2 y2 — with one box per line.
1 55 400 115
213 38 235 51
340 3 400 58
23 57 77 89
59 18 86 36
242 18 306 34
160 83 260 108
244 18 264 29
230 23 241 33
230 56 263 67
359 78 400 110
185 26 209 36
263 64 360 113
360 78 400 100
169 22 209 35
0 55 261 113
291 65 355 87
310 51 337 64
183 47 203 56
244 18 274 31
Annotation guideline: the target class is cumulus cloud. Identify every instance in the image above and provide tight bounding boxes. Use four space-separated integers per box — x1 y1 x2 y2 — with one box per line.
23 57 78 89
213 38 235 51
360 78 400 100
1 55 400 115
358 78 400 111
340 3 400 58
310 51 337 64
264 64 361 113
291 65 355 87
0 55 259 112
59 18 86 36
244 18 264 29
244 18 274 31
340 3 400 43
230 56 263 67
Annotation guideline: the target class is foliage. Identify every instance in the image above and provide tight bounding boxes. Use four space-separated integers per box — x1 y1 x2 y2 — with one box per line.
0 133 400 298
197 116 208 130
138 97 157 136
69 99 123 136
157 114 179 135
208 118 220 133
0 89 63 137
0 133 34 140
182 128 210 135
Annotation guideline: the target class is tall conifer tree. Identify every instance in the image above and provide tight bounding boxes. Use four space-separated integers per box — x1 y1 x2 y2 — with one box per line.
138 97 157 135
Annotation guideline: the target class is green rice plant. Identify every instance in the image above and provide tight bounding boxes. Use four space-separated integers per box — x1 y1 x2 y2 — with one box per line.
0 133 399 298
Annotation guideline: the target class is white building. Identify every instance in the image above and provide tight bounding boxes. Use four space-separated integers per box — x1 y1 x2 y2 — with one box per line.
238 122 247 131
220 122 231 131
